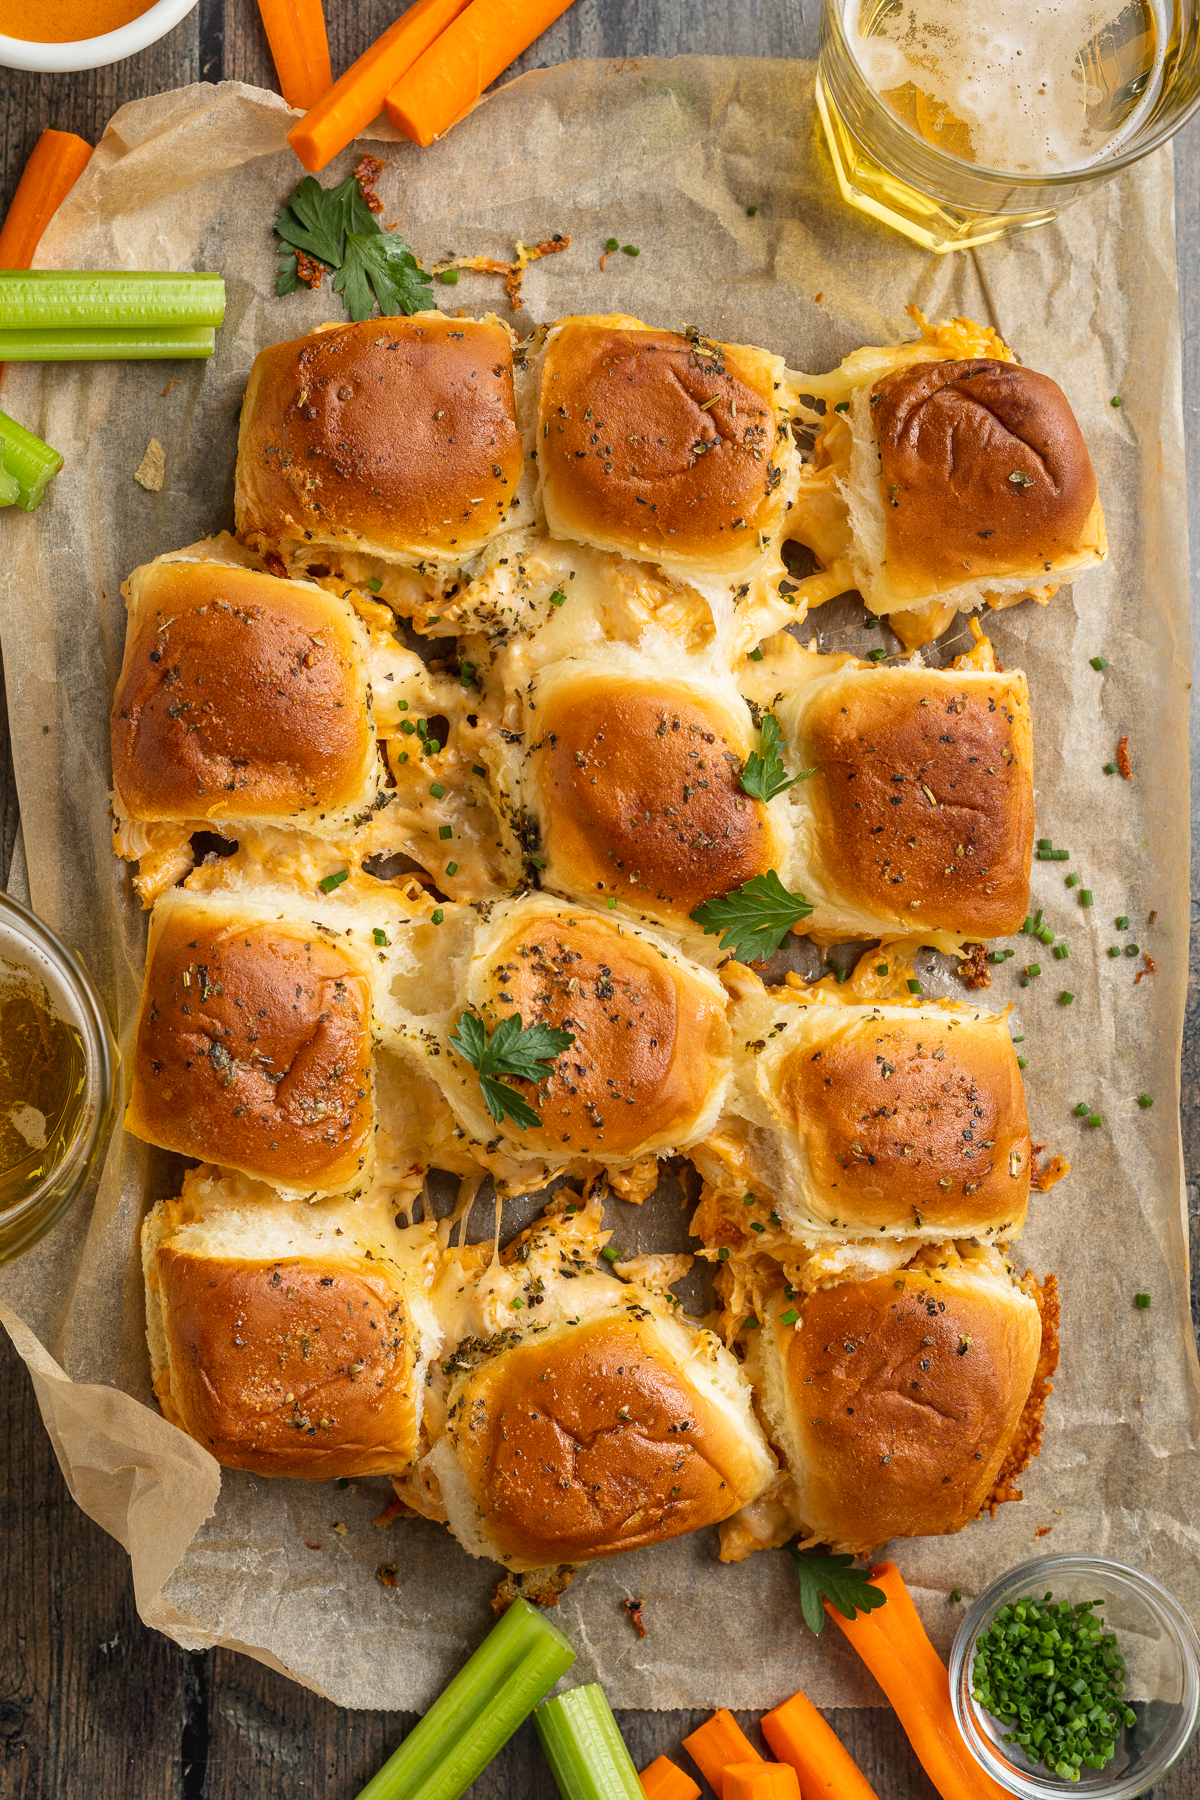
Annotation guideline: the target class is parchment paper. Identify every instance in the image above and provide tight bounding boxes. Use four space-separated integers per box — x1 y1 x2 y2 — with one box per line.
0 59 1196 1712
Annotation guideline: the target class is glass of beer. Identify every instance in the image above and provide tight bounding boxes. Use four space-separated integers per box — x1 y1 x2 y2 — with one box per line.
817 0 1200 251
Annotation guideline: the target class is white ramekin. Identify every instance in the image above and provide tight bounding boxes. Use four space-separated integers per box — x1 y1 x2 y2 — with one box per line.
0 0 199 73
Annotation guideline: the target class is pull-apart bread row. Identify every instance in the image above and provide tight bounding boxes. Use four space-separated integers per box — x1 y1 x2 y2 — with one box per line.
122 304 1080 1577
110 546 1034 945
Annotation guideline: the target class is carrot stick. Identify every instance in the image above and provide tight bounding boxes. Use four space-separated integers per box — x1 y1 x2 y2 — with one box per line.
826 1563 1012 1800
0 129 92 271
257 0 333 111
386 0 577 147
639 1756 701 1800
682 1711 763 1800
287 0 473 173
724 1765 801 1800
762 1690 882 1800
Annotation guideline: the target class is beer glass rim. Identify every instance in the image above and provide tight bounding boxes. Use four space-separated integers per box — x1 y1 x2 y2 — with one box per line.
823 0 1200 190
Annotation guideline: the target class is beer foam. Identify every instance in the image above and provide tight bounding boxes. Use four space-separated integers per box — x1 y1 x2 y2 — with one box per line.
846 0 1160 174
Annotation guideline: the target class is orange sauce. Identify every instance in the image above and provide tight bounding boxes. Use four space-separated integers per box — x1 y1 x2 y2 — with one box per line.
0 0 156 41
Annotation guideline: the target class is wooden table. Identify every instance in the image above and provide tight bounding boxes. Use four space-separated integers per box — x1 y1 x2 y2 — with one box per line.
2 5 1199 1794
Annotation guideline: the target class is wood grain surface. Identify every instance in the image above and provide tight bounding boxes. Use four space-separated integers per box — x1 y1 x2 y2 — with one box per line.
2 3 1198 1794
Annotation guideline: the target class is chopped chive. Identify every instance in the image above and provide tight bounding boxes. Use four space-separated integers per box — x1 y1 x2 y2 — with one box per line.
416 718 428 738
460 662 475 688
907 977 921 994
549 588 567 607
319 869 349 893
621 244 639 256
472 763 486 777
1104 761 1119 773
534 1684 643 1800
1022 913 1036 933
531 856 546 869
951 1588 963 1603
746 205 759 216
1108 945 1122 957
1138 1093 1154 1108
1081 890 1093 906
600 1245 621 1263
1053 944 1070 960
1037 839 1053 852
1075 1103 1091 1116
605 237 618 252
397 751 408 764
429 782 445 798
1060 991 1075 1004
1066 873 1080 888
1087 1114 1102 1127
351 1599 574 1800
1112 395 1123 406
373 928 388 947
1012 1035 1026 1043
438 269 459 284
744 1316 760 1329
1125 943 1140 956
868 646 888 662
779 1308 799 1326
1055 849 1070 861
1036 926 1054 945
511 1295 525 1309
835 400 851 414
439 826 453 840
1027 964 1041 977
1033 909 1043 927
1090 656 1108 671
1116 915 1130 929
1135 1292 1151 1308
607 898 618 909
716 1246 731 1262
835 966 850 983
400 719 416 735
445 862 458 876
366 577 383 594
1016 1056 1028 1068
748 647 764 661
988 951 1006 963
876 963 889 976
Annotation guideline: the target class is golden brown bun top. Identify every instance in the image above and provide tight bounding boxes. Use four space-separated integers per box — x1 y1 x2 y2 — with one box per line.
530 668 778 927
235 316 523 560
156 1246 417 1478
128 900 373 1191
772 1007 1030 1234
111 558 374 824
472 904 729 1159
539 318 785 570
795 666 1033 938
446 1311 769 1567
872 359 1099 589
777 1258 1041 1549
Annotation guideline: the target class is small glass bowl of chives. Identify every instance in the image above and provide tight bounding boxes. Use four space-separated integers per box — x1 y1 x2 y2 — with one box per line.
949 1554 1200 1798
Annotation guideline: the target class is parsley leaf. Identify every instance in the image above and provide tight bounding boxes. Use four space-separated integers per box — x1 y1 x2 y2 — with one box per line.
784 1544 889 1636
274 170 432 322
448 1011 575 1132
690 869 814 962
740 714 815 803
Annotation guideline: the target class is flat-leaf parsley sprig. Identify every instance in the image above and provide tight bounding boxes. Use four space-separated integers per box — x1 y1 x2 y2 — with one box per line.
275 170 432 323
449 1011 575 1132
785 1544 889 1637
740 714 815 803
690 869 814 962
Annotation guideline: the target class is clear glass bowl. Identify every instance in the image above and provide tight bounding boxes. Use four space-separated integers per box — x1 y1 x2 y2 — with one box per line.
0 890 116 1264
949 1555 1200 1798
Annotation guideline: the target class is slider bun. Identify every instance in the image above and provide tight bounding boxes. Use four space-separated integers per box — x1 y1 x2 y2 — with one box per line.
126 890 374 1196
721 996 1030 1243
429 1304 776 1570
111 552 378 827
757 1248 1041 1550
538 315 794 579
143 1182 426 1478
847 358 1106 614
520 640 783 931
235 316 524 564
776 662 1034 940
441 896 731 1163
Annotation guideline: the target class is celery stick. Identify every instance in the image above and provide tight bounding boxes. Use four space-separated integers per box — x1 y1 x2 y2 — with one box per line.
534 1685 646 1800
0 457 19 507
0 327 215 361
354 1598 575 1800
0 271 225 330
0 412 61 511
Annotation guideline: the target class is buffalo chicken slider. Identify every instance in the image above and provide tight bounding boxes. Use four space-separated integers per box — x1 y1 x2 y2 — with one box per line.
693 989 1031 1252
403 1197 776 1570
727 1244 1055 1556
143 1170 438 1479
126 887 377 1198
537 314 800 592
772 659 1034 942
235 314 525 569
